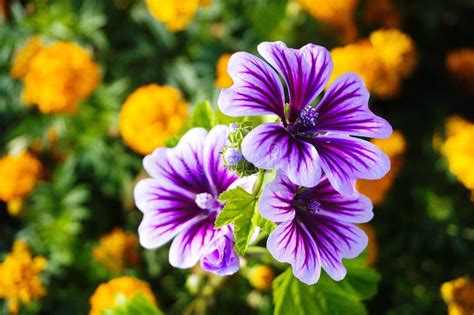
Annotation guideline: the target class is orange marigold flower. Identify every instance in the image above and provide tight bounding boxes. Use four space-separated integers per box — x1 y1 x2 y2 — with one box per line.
441 277 474 315
21 41 100 114
119 84 188 155
357 131 406 205
370 28 417 78
248 265 275 290
440 116 474 193
10 36 44 79
330 29 416 99
145 0 210 32
89 276 157 315
215 53 233 89
92 228 140 273
0 151 42 207
446 48 474 92
0 240 47 314
298 0 358 42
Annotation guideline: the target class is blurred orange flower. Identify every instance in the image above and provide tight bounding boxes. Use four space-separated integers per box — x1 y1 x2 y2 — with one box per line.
441 277 474 315
10 36 43 79
298 0 358 42
0 240 47 314
89 276 157 315
0 151 42 215
215 53 233 89
19 41 100 114
145 0 210 32
439 116 474 195
331 29 416 99
119 84 188 155
446 48 474 92
92 227 140 273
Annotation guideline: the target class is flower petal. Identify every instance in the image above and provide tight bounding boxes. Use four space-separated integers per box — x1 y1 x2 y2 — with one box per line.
201 232 240 276
169 214 219 269
313 73 392 138
218 52 285 120
300 212 368 281
267 220 321 285
203 125 239 195
259 172 297 222
258 41 333 122
143 128 210 194
309 134 390 195
300 177 374 223
137 203 201 249
241 123 322 187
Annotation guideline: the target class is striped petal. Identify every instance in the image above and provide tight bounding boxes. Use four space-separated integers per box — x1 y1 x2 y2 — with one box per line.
259 171 297 222
258 41 333 123
308 134 390 196
299 212 368 281
242 123 322 187
313 73 392 138
267 220 321 285
218 52 286 121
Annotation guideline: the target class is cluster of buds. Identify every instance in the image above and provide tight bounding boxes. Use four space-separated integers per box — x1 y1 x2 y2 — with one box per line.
222 123 259 177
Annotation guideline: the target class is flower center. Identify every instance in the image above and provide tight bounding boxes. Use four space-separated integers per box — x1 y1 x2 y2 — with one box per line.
195 193 221 212
298 105 319 129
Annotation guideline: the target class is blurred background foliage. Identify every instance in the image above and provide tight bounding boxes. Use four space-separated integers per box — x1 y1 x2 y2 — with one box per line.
0 0 473 314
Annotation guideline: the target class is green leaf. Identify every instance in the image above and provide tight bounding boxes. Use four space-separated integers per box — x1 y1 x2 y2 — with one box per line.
273 257 380 315
215 187 259 254
190 100 215 130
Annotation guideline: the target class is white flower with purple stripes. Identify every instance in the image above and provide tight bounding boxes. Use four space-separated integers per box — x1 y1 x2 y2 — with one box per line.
218 41 392 195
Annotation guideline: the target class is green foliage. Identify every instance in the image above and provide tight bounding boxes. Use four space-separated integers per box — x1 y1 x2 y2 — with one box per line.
273 255 380 315
215 187 260 254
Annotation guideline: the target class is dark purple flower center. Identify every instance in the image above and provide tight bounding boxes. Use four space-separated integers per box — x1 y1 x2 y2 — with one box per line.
287 104 320 138
292 188 321 214
195 193 223 212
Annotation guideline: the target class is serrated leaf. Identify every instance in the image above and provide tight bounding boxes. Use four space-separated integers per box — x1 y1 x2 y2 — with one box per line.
273 257 380 315
216 187 259 254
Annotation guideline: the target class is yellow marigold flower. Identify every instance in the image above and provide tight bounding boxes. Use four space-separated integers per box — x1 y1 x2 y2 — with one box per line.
0 240 47 314
446 48 474 92
370 28 417 78
441 116 474 192
248 265 275 290
0 151 42 204
298 0 358 42
21 41 100 114
330 40 389 96
145 0 209 32
119 84 188 155
357 131 406 205
441 277 474 315
215 53 233 89
92 227 140 273
358 224 378 266
89 276 157 315
331 29 416 99
10 36 44 79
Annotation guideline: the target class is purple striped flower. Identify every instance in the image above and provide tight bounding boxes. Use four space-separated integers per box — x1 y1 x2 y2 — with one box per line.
259 172 373 284
218 41 392 195
135 125 251 275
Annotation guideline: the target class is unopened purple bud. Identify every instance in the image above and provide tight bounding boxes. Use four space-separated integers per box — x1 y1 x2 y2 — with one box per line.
224 147 243 166
229 123 239 133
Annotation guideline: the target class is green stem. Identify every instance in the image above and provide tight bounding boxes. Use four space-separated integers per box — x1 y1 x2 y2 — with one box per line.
252 169 265 197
